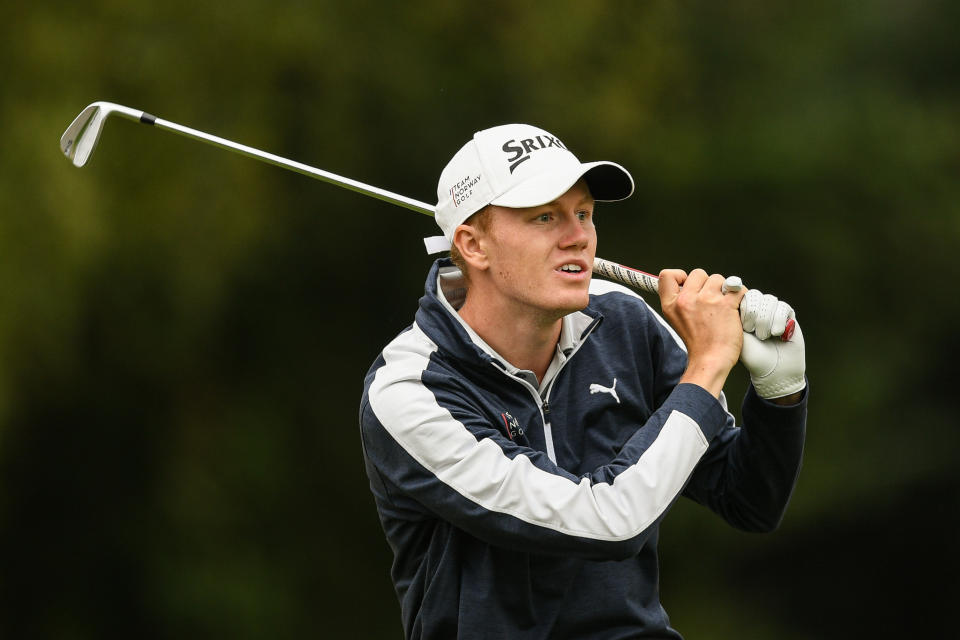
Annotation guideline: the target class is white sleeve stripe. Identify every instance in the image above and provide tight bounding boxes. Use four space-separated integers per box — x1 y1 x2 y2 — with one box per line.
368 323 711 541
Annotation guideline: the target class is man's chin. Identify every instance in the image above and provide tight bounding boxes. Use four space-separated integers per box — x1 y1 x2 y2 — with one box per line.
557 292 591 315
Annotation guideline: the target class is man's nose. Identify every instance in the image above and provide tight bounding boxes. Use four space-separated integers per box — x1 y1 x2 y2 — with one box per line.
559 213 589 248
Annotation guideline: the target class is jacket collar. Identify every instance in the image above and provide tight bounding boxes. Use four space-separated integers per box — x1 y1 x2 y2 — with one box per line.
414 259 602 370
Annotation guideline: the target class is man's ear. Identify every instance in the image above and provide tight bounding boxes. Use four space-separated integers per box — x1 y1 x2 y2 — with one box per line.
453 224 489 271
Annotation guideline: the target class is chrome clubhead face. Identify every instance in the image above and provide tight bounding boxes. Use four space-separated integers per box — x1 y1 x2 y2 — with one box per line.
60 102 107 167
60 102 144 167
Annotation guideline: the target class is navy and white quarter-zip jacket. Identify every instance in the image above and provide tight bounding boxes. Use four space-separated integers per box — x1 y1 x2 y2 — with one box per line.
360 259 807 640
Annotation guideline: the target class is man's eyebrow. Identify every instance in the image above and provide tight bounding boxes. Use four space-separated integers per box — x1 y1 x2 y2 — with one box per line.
540 194 596 208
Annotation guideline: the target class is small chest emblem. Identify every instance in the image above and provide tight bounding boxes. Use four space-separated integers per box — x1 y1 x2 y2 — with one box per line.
589 378 620 404
500 412 525 440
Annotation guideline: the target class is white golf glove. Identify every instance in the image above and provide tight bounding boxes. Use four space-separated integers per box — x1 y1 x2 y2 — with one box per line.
739 290 806 399
740 289 794 340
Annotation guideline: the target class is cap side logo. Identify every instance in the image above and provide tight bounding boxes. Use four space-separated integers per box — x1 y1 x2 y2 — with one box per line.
502 135 566 174
449 174 481 207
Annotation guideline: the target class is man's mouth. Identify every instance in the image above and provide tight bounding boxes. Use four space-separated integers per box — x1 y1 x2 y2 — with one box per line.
558 263 584 273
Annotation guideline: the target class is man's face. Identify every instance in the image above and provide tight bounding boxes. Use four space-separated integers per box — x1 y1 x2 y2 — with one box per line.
479 180 597 322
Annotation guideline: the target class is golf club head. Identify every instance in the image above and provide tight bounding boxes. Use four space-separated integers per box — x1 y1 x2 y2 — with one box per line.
60 102 144 167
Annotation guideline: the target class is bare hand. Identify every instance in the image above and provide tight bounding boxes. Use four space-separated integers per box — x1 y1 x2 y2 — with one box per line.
658 269 746 398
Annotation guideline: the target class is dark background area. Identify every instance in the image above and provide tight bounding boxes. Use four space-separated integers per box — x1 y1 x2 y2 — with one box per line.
1 1 957 638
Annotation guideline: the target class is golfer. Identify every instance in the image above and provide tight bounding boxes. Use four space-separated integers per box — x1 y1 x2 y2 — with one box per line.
360 124 807 639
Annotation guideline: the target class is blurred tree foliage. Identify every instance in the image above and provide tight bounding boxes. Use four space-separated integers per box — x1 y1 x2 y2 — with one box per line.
1 1 957 638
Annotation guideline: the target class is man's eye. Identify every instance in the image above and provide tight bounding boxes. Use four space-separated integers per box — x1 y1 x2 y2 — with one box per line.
537 213 552 222
577 211 588 221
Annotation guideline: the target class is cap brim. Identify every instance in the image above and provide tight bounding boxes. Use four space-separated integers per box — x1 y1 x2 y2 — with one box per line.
581 161 635 202
490 160 634 209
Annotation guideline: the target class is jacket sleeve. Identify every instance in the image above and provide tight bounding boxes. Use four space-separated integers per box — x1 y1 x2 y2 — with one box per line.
360 323 731 561
681 383 807 532
641 294 807 532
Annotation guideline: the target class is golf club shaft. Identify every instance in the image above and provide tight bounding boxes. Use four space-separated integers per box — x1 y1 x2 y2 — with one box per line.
159 115 663 292
151 113 664 293
62 102 663 293
147 113 436 217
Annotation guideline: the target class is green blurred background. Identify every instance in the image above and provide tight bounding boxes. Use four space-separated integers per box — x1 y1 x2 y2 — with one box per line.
2 1 957 638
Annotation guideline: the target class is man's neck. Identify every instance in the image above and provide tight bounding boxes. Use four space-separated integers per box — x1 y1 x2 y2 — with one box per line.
457 293 562 383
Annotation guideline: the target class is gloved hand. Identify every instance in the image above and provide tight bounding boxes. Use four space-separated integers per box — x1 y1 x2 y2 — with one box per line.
740 289 794 340
739 290 806 399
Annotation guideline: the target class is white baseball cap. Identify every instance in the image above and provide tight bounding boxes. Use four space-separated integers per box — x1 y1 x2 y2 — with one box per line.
429 124 634 251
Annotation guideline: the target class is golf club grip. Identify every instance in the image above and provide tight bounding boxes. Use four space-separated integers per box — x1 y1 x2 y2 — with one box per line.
592 258 660 294
591 258 795 341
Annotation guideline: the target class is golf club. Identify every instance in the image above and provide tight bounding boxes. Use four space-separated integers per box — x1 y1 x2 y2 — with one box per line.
59 101 794 340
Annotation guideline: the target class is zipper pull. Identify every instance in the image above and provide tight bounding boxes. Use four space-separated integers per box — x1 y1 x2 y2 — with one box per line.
542 401 550 415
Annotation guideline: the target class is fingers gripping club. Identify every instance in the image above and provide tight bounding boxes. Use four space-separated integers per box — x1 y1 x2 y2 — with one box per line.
592 259 795 342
